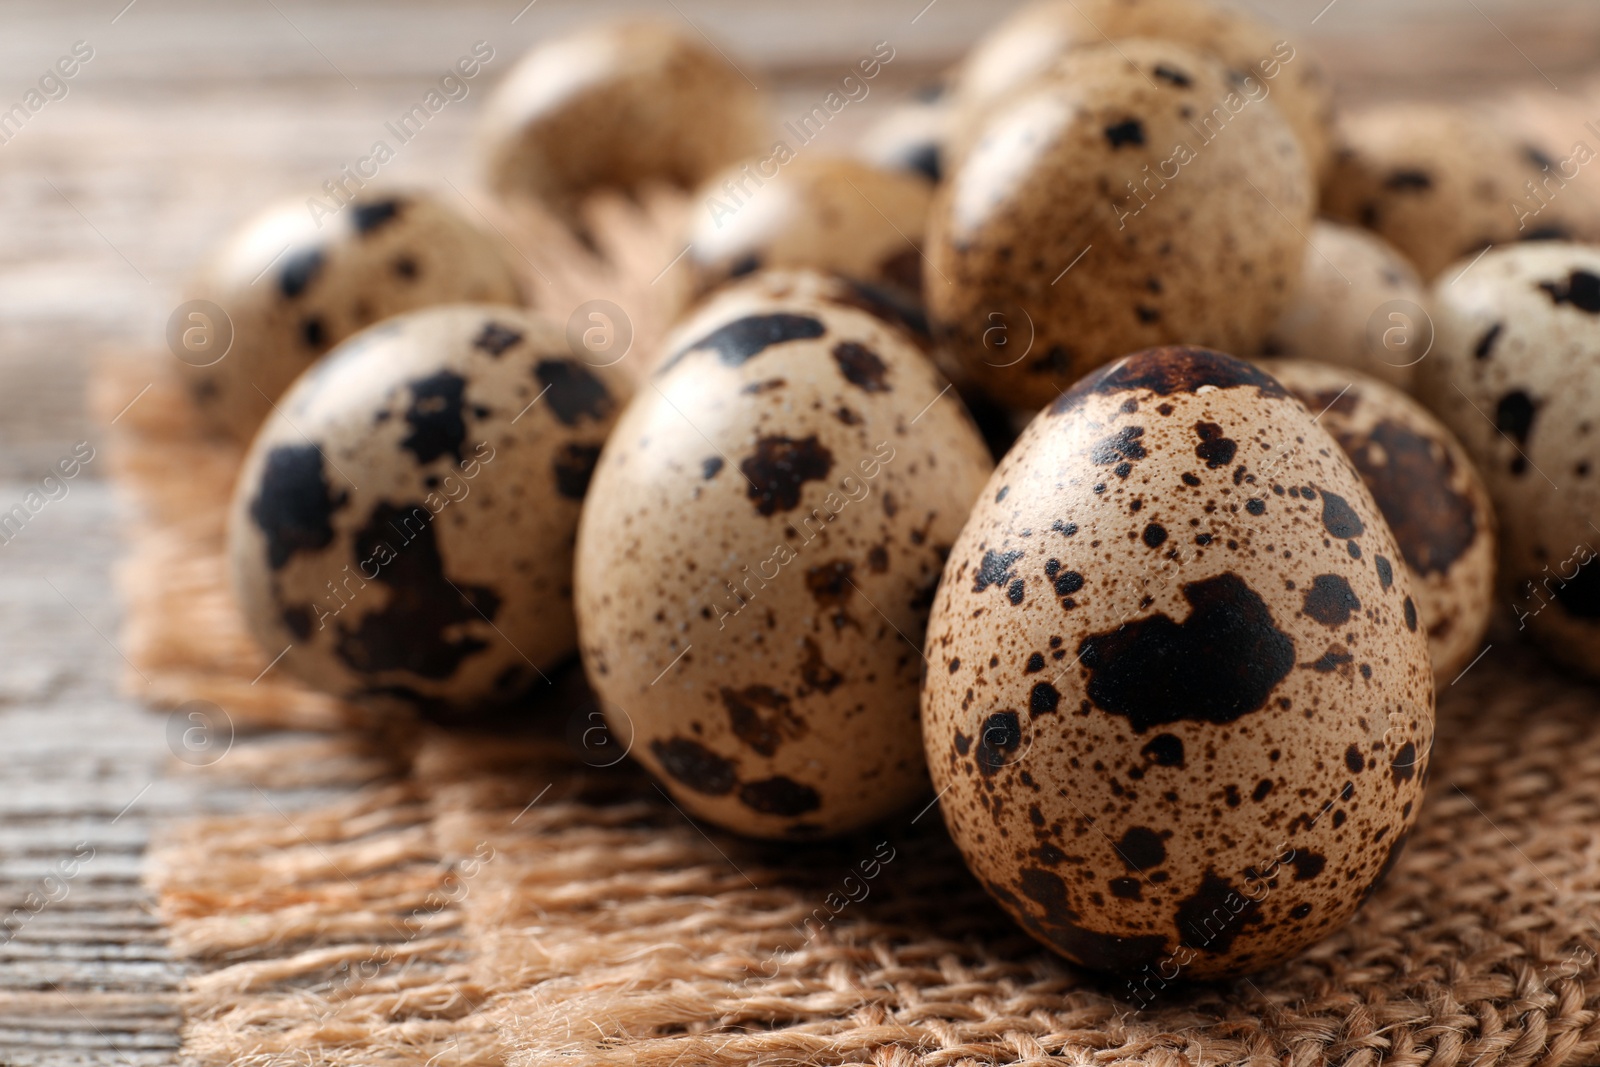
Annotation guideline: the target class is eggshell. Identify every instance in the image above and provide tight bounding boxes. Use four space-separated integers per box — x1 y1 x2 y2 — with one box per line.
1322 102 1600 279
228 304 629 713
857 91 951 183
928 38 1312 409
686 157 932 302
1262 359 1495 681
922 345 1434 979
1416 242 1600 677
478 19 769 226
575 271 994 838
187 190 522 442
949 0 1334 181
1261 221 1427 390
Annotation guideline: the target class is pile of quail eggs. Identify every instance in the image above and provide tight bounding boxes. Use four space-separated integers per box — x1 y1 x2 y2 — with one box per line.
191 1 1600 982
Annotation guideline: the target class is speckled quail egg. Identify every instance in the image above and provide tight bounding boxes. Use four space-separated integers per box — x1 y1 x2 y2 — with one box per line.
929 38 1312 410
857 88 951 183
229 304 629 713
575 270 995 838
1261 221 1428 390
1417 242 1600 678
949 0 1334 181
1262 359 1495 681
1322 103 1600 280
686 157 933 303
478 19 769 227
922 345 1434 979
187 190 523 442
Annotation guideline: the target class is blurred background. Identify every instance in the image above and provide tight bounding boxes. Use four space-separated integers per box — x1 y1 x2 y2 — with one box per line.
0 1 1595 1061
3 0 1599 477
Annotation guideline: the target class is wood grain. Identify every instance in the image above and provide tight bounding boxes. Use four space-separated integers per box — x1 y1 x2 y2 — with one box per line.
0 1 1594 1061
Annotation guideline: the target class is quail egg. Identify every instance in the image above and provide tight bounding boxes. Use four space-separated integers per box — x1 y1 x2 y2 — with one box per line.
187 190 523 442
478 19 769 227
929 38 1312 409
1322 102 1600 279
858 88 951 183
1263 358 1495 681
1262 221 1429 390
1417 242 1600 677
575 270 994 838
686 156 932 303
923 345 1434 979
949 0 1334 181
229 304 628 712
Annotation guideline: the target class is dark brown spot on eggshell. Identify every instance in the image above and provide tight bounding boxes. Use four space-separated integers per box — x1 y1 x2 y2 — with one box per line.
798 637 845 694
723 685 805 756
1115 826 1166 870
1092 426 1148 471
1193 422 1237 469
1174 869 1263 956
249 443 348 570
1017 867 1167 972
535 359 614 426
738 776 821 815
1302 574 1361 627
1319 490 1365 539
1077 573 1295 733
1335 419 1476 576
831 341 891 392
1051 346 1289 417
1538 269 1600 313
973 549 1024 594
652 737 737 795
472 320 523 356
334 501 500 680
552 442 602 500
663 313 827 371
1142 734 1184 766
975 711 1022 774
741 434 834 516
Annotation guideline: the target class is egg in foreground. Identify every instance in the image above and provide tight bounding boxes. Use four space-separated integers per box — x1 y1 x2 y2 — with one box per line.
576 271 994 837
922 346 1434 979
229 305 628 712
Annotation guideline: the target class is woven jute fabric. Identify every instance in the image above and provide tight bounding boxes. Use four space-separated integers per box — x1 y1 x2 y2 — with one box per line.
100 190 1600 1067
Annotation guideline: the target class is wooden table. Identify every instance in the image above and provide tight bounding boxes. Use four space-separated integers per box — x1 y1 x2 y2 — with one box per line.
1 1 1594 1061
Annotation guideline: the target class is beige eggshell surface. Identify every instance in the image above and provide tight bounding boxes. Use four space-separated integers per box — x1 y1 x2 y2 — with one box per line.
229 305 629 713
1262 359 1495 681
1322 102 1600 279
857 92 951 183
687 157 932 302
187 191 523 442
929 38 1312 410
478 19 769 226
1262 221 1427 390
922 346 1434 979
949 0 1334 180
575 271 994 838
1417 243 1600 678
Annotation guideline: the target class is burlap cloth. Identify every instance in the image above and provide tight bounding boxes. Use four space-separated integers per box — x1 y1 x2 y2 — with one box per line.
98 189 1600 1067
